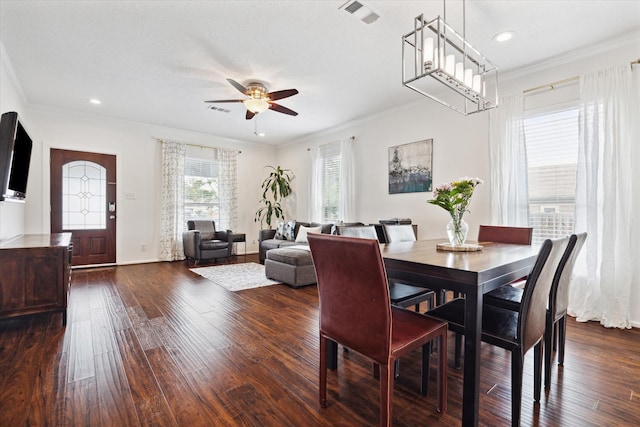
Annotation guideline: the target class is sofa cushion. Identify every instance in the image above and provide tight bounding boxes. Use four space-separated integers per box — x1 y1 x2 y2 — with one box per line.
262 238 288 252
266 247 314 266
200 239 229 250
275 220 296 241
295 225 322 243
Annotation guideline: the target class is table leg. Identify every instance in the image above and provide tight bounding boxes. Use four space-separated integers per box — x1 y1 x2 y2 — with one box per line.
462 286 482 426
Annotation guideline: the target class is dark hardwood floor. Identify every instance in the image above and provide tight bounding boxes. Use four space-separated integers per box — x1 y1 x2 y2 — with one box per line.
1 254 639 426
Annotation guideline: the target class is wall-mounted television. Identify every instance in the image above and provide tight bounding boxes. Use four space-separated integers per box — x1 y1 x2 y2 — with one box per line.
0 111 33 202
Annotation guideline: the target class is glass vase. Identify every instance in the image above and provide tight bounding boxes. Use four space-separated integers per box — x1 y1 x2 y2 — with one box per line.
446 218 469 246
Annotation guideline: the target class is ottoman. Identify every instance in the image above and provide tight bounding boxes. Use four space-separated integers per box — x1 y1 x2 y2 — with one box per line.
265 246 317 288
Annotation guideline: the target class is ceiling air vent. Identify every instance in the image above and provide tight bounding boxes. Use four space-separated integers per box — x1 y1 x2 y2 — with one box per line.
339 0 381 25
208 106 231 113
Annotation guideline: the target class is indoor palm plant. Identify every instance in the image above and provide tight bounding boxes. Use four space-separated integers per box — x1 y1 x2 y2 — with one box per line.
254 165 294 228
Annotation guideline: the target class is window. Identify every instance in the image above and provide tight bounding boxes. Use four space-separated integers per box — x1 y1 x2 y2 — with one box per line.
62 160 106 230
523 107 580 244
319 144 341 222
184 157 219 225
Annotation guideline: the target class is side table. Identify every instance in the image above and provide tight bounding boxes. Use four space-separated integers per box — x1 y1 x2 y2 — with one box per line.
232 233 247 260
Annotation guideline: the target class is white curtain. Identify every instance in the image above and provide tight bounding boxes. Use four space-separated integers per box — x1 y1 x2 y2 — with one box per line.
308 146 322 223
488 94 530 226
339 137 356 222
159 139 186 261
568 66 640 329
308 137 356 223
218 148 238 231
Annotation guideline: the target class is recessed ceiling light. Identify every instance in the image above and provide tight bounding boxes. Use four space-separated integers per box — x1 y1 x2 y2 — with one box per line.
493 31 515 42
89 98 102 105
256 132 266 137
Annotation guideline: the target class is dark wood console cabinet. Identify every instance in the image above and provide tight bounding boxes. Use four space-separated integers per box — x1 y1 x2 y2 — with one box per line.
0 233 72 325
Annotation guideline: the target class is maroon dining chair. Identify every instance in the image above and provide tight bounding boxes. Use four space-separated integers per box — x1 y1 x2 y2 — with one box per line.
484 232 587 389
308 233 447 426
477 224 533 245
427 236 569 427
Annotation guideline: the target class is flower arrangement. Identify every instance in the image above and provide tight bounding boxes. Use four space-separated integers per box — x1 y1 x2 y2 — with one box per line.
428 177 483 245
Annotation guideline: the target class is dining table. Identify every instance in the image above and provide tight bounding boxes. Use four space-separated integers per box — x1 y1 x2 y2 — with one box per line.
325 238 539 427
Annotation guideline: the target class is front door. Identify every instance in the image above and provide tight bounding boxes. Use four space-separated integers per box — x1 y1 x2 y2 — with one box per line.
50 149 116 266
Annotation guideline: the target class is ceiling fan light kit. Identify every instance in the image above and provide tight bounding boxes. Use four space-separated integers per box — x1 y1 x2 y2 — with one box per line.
205 79 298 121
402 0 498 116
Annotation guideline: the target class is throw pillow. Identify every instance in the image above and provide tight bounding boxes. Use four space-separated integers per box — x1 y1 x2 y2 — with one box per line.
274 220 296 240
295 225 322 243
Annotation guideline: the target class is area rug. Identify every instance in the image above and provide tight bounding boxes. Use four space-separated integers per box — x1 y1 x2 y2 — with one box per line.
190 262 281 292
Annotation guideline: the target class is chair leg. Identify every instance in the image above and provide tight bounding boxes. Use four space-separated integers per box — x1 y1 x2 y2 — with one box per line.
437 332 448 413
511 351 523 427
544 317 554 391
558 315 567 366
320 336 327 408
454 333 462 369
421 342 431 396
380 363 394 427
394 359 400 378
534 341 543 401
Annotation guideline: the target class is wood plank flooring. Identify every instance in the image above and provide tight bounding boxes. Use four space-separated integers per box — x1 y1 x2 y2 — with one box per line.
1 255 639 426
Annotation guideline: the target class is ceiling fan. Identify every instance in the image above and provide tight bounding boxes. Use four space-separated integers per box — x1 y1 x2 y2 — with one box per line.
205 79 299 120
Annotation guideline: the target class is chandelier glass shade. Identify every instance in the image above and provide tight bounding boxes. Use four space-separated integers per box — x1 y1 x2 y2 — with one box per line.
402 14 498 115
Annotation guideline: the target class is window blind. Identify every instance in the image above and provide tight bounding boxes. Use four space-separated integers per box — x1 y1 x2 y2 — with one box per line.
319 144 341 222
523 107 579 243
184 157 220 224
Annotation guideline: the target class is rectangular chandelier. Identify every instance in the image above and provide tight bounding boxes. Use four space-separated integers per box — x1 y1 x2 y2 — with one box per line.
402 14 498 115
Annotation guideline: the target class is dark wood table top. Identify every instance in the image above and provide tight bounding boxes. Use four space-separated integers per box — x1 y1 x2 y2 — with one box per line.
380 239 539 293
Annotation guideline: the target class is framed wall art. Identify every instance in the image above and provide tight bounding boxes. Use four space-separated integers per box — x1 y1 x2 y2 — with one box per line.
388 139 433 194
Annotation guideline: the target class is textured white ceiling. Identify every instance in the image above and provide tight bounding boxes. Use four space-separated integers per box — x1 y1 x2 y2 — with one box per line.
1 0 639 145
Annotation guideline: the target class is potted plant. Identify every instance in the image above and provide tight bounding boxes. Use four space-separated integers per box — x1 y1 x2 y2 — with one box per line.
254 165 294 228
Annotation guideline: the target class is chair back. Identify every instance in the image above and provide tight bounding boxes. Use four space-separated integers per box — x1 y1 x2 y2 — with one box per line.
337 225 378 240
478 225 533 245
308 234 392 364
383 224 416 243
551 232 587 320
188 220 217 240
518 236 570 351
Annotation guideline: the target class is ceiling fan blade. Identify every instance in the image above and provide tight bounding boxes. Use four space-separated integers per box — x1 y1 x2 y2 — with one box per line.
246 110 256 120
204 99 244 103
227 78 248 95
267 89 299 101
268 103 298 116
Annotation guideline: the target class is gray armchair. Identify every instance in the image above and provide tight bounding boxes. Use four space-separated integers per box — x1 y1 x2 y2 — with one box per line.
183 220 233 265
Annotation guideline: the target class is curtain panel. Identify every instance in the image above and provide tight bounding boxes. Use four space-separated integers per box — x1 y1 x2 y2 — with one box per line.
488 94 530 226
218 148 238 232
568 66 640 328
159 139 186 261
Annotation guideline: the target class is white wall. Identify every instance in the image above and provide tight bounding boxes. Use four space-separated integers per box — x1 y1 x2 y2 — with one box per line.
277 101 491 240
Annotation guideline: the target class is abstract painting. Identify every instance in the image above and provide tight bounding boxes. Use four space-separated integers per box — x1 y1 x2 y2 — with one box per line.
388 139 433 194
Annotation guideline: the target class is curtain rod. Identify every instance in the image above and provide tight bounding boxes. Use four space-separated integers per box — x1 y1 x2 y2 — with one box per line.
523 76 579 95
155 138 241 154
307 136 355 151
524 58 640 95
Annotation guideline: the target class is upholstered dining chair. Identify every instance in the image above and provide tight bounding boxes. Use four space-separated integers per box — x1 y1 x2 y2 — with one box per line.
484 232 587 390
427 236 569 427
382 224 441 309
340 225 436 312
307 233 448 426
477 225 534 245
